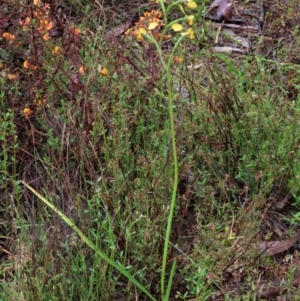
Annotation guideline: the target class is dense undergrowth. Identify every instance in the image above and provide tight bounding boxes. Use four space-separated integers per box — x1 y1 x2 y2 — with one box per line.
1 0 300 300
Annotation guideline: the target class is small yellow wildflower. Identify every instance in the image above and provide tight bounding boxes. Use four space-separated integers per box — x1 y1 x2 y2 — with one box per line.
23 108 32 117
34 10 43 18
37 99 43 106
24 17 31 25
79 66 85 74
22 17 31 31
7 73 18 80
187 0 197 9
136 27 147 41
74 28 81 35
101 67 108 76
124 29 131 36
187 15 194 26
52 46 62 55
43 34 51 40
70 27 81 35
23 60 30 69
181 27 195 39
148 22 158 30
45 20 54 31
126 10 163 42
173 56 183 64
38 19 46 29
2 32 15 41
172 24 183 32
187 28 195 39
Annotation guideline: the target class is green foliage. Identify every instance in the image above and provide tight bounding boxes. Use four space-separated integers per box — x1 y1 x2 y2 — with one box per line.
1 0 300 300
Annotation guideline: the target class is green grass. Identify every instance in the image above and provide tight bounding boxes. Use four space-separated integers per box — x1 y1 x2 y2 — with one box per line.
1 0 300 300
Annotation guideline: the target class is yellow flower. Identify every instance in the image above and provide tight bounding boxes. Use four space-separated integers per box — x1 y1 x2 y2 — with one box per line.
187 0 197 9
2 32 15 41
37 99 43 106
139 27 147 34
52 46 62 55
22 17 31 31
124 29 131 36
70 27 81 35
136 27 147 41
24 17 31 26
181 27 195 39
188 28 195 39
45 20 54 31
34 10 43 18
23 60 30 69
101 67 108 76
172 23 183 32
43 34 51 40
187 15 194 26
148 22 158 30
74 28 81 35
173 56 183 63
7 73 18 80
23 108 32 117
79 66 85 74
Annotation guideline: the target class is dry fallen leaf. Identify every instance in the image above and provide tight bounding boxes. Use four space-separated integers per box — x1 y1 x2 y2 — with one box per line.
209 0 222 11
216 0 233 20
208 0 233 20
255 233 300 256
212 46 244 53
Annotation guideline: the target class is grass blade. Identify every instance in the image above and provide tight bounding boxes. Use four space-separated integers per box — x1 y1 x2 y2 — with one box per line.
21 181 156 301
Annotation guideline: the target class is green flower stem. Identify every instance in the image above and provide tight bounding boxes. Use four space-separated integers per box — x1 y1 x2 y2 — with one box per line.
146 25 186 299
166 18 188 29
166 0 186 15
161 35 185 301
